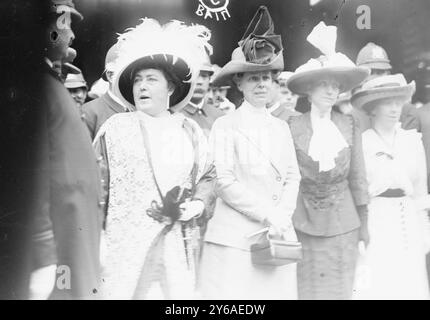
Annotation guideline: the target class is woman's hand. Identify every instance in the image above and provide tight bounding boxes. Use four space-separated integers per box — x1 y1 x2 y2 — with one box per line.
265 212 295 240
178 199 205 222
29 264 57 300
357 205 370 248
358 223 370 248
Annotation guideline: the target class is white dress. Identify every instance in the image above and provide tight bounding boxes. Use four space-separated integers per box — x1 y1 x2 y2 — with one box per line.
353 126 430 299
94 111 208 299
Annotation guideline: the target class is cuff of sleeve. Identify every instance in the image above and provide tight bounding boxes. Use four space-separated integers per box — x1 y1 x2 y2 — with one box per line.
32 231 58 270
357 205 369 220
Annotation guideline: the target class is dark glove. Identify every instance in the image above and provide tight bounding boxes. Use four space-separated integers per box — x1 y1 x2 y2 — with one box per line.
146 186 192 225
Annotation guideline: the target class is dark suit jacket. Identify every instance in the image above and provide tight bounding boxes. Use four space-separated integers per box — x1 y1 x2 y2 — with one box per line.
180 102 225 137
82 92 126 140
288 111 369 236
31 67 103 299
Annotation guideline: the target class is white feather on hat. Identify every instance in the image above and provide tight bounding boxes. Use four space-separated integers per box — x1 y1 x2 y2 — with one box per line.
287 22 369 96
112 18 212 112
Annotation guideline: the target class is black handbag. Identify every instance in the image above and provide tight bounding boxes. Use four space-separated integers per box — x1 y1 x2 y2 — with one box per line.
250 230 303 267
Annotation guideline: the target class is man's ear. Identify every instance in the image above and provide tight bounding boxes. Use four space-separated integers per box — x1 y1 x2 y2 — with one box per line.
106 71 115 84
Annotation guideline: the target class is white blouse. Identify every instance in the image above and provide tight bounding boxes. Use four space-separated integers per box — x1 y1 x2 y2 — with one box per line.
135 111 208 194
308 106 348 172
362 126 427 199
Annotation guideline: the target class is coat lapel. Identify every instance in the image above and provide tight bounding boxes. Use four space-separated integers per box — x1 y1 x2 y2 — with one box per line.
293 112 313 154
102 93 126 114
271 105 283 118
330 111 352 145
292 111 351 155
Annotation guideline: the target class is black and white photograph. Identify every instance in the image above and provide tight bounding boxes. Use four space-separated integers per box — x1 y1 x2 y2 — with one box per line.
1 0 430 305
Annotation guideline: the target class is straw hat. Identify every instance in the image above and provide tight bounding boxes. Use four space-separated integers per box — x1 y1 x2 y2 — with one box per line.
212 6 284 87
277 71 294 82
287 22 369 96
351 74 415 112
112 18 212 112
64 70 87 89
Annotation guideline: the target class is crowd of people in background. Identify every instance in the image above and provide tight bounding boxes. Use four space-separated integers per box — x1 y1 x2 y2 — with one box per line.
14 1 430 300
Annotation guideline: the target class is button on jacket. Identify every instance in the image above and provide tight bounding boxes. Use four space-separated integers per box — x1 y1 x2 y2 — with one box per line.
288 111 369 236
205 101 301 250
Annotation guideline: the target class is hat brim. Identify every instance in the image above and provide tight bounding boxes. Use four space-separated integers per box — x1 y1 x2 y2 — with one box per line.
52 5 84 21
351 83 415 112
114 54 194 112
70 7 83 21
287 67 370 96
212 53 284 87
359 61 391 71
65 82 88 89
200 66 214 75
63 62 81 75
336 94 352 106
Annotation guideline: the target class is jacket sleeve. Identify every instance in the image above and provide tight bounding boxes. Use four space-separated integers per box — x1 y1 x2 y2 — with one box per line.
31 102 57 270
81 103 97 140
277 121 301 220
413 133 430 246
192 163 217 223
182 118 217 223
93 133 109 230
348 115 370 208
209 118 276 223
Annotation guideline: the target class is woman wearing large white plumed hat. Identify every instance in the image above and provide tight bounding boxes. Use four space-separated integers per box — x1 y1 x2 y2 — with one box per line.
351 74 430 299
286 22 370 300
93 18 215 299
199 6 301 300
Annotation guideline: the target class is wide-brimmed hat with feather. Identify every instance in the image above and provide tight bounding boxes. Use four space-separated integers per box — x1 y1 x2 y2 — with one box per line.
112 18 212 112
212 6 284 87
287 22 369 96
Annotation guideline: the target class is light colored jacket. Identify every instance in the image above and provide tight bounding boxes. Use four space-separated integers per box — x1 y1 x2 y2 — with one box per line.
204 101 301 250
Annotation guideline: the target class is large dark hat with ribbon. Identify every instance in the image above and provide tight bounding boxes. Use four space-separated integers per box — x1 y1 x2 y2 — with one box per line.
212 6 284 87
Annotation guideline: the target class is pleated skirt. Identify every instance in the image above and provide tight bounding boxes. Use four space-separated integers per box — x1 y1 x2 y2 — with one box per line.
296 229 359 300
